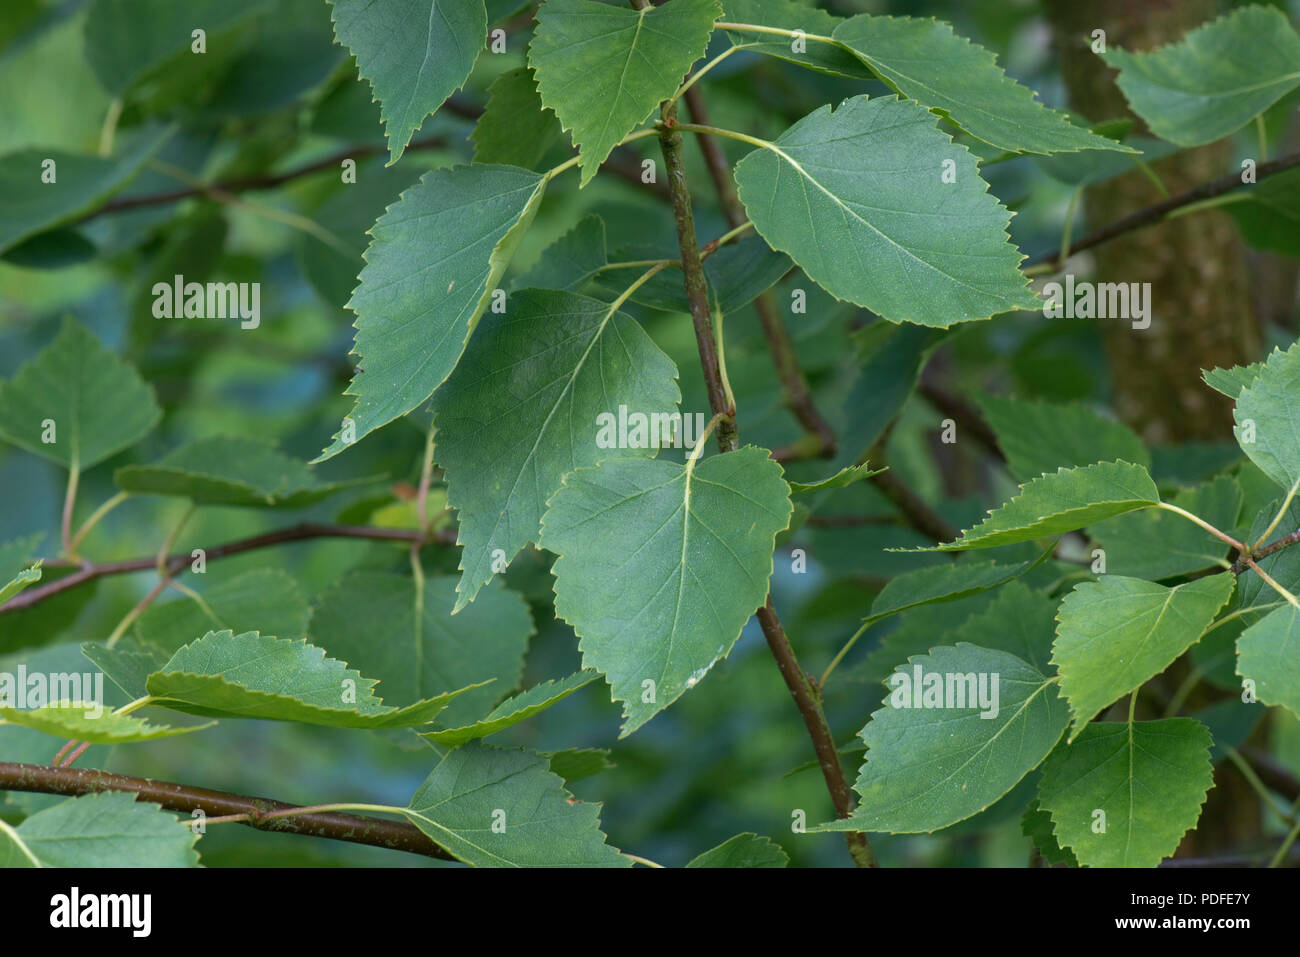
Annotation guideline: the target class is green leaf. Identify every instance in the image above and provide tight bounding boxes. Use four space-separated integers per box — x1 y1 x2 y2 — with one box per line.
720 0 874 79
1237 603 1300 719
472 66 563 170
862 552 1047 628
315 164 547 461
787 463 883 494
921 461 1160 551
0 791 199 867
540 447 793 735
947 581 1060 674
0 703 214 744
327 0 486 164
976 395 1149 480
1203 360 1266 399
1234 340 1300 490
0 128 173 254
832 15 1133 155
1227 167 1300 256
1037 718 1214 867
145 630 477 728
1090 476 1241 579
308 570 534 727
1101 6 1300 147
1021 798 1077 867
0 564 41 605
529 0 721 186
420 671 598 747
547 747 614 782
433 287 680 610
82 637 172 700
0 316 161 469
1052 574 1234 739
686 832 789 868
734 95 1039 328
135 568 311 652
818 644 1068 833
116 435 376 507
83 0 266 96
405 742 628 867
513 214 607 292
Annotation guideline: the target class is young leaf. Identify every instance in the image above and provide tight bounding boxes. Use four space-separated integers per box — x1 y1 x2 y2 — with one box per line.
1236 603 1300 719
529 0 721 186
832 15 1134 155
817 644 1068 833
1233 340 1300 490
420 670 598 747
920 461 1160 551
472 66 563 170
686 833 789 868
405 742 628 867
1037 719 1214 867
433 288 680 610
116 436 376 507
314 164 547 461
145 630 477 728
734 95 1039 328
720 0 873 79
0 127 173 254
1101 6 1300 147
539 447 793 735
0 564 40 606
1051 574 1235 739
327 0 486 164
0 702 214 744
976 395 1149 480
0 791 199 868
788 463 883 494
309 571 534 727
0 317 161 469
862 552 1047 628
135 568 311 652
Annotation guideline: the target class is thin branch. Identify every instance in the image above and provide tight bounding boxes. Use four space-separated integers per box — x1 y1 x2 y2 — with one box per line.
1026 149 1300 269
0 762 454 861
1233 527 1300 574
656 97 875 868
0 522 456 615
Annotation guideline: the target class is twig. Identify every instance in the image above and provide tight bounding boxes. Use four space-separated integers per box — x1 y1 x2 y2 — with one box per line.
1232 527 1300 574
0 762 454 861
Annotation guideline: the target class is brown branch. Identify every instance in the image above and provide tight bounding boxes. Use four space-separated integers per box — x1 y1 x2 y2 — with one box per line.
657 101 875 868
0 762 454 861
1027 149 1300 269
682 85 836 457
1232 527 1300 574
917 375 1003 460
0 522 456 615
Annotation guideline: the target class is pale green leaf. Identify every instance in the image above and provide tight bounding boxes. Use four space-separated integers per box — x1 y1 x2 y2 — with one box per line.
734 95 1039 328
1203 360 1266 399
433 287 680 610
1237 603 1300 719
420 671 598 747
921 461 1160 551
1234 340 1300 490
539 447 793 735
0 791 199 867
0 316 161 469
788 463 883 494
405 742 628 866
472 66 563 170
145 629 477 728
0 564 41 606
116 436 376 507
327 0 486 163
977 395 1149 480
833 15 1134 155
136 568 311 652
1052 574 1235 738
1101 6 1300 147
1037 718 1213 867
686 832 789 867
0 702 214 744
309 570 534 727
818 644 1068 833
529 0 721 186
315 164 547 461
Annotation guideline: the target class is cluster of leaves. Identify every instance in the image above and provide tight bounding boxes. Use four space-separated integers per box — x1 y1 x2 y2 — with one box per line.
1 0 1299 868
